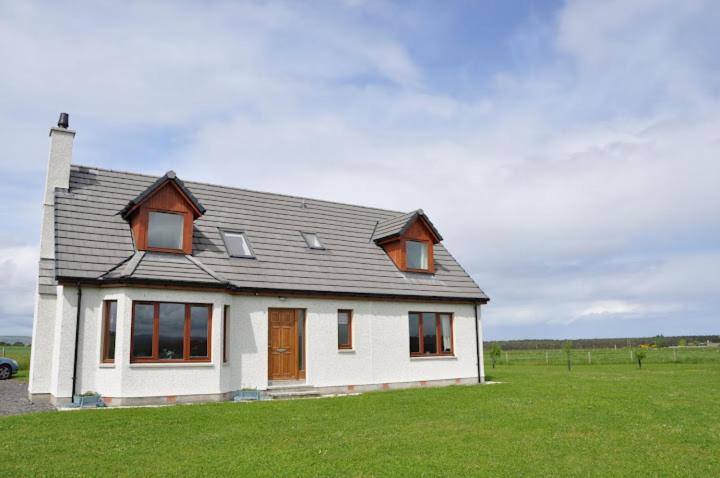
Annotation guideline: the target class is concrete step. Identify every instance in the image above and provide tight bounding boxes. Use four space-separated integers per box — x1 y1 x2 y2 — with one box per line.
266 389 322 400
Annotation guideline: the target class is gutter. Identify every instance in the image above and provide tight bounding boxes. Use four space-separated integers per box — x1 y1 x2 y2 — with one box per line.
71 283 82 402
58 276 490 305
474 302 482 384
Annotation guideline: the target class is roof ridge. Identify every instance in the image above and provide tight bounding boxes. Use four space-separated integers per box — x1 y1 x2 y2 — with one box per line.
72 164 405 215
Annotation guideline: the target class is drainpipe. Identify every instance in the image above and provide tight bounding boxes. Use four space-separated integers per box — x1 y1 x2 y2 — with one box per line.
71 283 82 402
474 302 481 384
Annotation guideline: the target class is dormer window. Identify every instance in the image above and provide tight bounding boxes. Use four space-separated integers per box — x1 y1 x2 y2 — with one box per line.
119 171 206 255
372 210 442 274
147 211 184 250
302 232 324 250
221 230 255 258
406 240 429 270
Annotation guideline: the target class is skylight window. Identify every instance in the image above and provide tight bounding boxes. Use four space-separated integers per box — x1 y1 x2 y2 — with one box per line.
221 230 255 258
302 232 324 250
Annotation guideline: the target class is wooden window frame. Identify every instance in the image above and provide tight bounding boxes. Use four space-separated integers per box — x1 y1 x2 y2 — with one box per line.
337 309 353 350
101 300 117 363
223 305 229 363
409 312 454 357
405 239 431 273
145 209 187 254
130 301 212 363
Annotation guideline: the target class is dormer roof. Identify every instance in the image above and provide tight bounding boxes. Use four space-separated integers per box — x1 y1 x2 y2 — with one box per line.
372 209 443 244
119 170 206 220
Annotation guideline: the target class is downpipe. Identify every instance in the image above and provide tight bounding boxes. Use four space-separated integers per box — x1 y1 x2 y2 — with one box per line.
71 283 82 402
474 302 481 384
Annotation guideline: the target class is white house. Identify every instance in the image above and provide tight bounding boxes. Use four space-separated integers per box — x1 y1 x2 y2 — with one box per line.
29 113 489 406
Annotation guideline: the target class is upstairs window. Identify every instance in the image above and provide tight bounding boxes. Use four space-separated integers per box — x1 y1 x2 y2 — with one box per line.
302 232 324 250
147 211 184 250
221 230 254 258
406 240 429 270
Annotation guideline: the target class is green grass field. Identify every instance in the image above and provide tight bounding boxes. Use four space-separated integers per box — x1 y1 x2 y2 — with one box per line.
0 345 30 380
1 358 719 476
487 345 720 367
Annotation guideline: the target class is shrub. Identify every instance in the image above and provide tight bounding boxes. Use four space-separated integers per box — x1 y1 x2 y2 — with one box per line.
636 350 647 369
489 344 502 369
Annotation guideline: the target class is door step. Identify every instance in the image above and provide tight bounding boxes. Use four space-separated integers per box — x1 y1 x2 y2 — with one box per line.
266 389 322 400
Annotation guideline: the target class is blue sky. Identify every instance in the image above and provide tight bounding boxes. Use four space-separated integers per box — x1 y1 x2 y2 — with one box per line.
1 0 719 340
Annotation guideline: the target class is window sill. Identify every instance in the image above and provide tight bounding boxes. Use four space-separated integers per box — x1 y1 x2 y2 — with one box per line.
129 362 215 369
98 363 116 369
338 349 356 354
410 355 457 361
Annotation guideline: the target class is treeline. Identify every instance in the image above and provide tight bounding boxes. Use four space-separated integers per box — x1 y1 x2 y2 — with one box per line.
485 335 719 351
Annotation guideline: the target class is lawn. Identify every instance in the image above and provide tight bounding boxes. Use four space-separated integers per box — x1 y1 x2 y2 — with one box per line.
1 362 719 476
0 345 30 380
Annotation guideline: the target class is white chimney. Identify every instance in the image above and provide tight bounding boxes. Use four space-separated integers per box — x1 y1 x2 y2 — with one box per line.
40 113 75 259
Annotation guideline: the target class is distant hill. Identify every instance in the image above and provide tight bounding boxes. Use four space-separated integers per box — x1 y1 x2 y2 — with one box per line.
0 336 31 346
485 335 720 350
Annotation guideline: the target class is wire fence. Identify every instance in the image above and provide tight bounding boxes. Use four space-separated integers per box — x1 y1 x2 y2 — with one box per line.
484 347 720 367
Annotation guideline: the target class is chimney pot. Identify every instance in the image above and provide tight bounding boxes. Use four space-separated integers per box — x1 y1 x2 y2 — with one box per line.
57 112 69 129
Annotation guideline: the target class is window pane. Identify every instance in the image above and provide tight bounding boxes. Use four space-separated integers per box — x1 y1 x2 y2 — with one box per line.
133 303 154 357
158 303 185 359
422 313 437 354
297 310 305 371
338 311 350 347
302 232 324 249
440 314 452 353
223 231 253 257
409 313 420 353
106 301 117 360
148 211 184 249
190 306 209 358
406 241 428 270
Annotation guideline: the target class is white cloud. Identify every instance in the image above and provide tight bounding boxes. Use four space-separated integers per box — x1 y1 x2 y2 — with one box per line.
0 1 719 338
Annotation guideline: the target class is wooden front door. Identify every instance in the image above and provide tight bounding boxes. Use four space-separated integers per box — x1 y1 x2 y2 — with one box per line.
268 309 298 380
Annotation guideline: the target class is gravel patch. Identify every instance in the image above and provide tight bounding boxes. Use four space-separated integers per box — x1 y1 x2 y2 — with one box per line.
0 380 56 416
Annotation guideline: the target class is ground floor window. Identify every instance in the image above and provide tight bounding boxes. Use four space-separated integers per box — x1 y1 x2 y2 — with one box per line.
337 309 352 349
409 312 453 356
102 300 117 363
131 302 212 362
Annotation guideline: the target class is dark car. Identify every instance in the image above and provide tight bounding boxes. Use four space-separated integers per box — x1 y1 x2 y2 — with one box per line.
0 357 19 380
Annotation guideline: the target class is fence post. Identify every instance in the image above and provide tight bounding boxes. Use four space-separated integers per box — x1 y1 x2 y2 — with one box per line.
505 351 509 365
588 351 591 364
1 346 4 357
630 350 633 362
673 350 677 362
546 351 549 365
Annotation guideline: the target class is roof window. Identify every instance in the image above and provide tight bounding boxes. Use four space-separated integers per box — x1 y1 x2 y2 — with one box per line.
302 232 324 250
221 230 255 258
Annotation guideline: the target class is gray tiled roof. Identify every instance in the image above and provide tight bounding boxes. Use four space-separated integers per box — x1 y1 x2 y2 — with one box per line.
53 165 488 301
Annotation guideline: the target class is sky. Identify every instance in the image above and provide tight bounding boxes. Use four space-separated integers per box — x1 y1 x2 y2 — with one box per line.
1 0 719 340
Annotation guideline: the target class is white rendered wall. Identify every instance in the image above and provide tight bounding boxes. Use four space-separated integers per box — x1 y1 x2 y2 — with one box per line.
66 287 484 399
28 293 56 395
